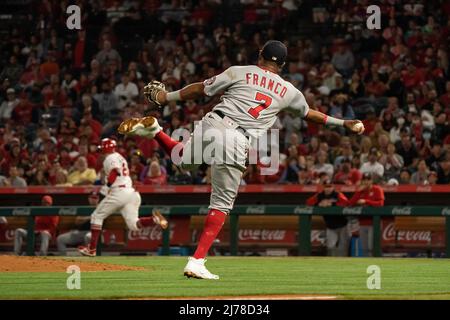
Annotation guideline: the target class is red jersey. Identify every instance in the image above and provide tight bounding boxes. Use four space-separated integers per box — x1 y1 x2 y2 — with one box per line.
35 216 60 237
349 185 385 225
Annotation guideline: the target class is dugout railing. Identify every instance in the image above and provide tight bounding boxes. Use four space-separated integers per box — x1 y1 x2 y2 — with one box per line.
1 205 450 257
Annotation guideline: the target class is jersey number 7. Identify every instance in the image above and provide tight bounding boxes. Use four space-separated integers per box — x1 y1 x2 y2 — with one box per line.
248 92 273 119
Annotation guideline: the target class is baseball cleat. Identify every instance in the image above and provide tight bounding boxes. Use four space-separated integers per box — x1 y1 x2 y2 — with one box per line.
117 116 162 139
78 245 96 257
152 209 168 230
183 257 220 280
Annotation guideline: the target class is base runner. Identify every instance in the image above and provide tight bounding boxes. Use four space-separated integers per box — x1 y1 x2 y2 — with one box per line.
118 40 365 279
78 138 168 257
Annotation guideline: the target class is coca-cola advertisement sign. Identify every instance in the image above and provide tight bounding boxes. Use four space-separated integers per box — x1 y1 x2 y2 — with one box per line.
382 221 431 243
238 229 288 242
126 217 190 250
128 225 173 241
391 207 412 215
380 218 446 248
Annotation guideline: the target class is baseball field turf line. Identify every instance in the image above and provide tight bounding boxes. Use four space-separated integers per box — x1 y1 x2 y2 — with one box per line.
0 257 449 299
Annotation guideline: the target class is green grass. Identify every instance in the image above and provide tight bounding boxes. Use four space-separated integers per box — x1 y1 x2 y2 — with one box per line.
1 256 450 299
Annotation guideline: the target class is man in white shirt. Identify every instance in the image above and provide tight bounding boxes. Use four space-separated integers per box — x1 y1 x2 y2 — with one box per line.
360 147 384 182
114 72 138 109
0 88 19 121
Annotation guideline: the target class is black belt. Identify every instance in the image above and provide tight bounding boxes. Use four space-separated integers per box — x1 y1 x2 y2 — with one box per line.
213 110 248 136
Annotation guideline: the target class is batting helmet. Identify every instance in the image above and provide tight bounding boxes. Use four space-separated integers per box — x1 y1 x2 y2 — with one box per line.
99 138 117 154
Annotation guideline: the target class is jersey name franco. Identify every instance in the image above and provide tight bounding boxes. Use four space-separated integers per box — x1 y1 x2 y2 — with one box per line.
103 152 133 188
203 65 310 137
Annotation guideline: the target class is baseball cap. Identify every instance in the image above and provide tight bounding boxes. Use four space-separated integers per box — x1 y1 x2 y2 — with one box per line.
6 88 15 94
261 40 287 66
42 195 53 205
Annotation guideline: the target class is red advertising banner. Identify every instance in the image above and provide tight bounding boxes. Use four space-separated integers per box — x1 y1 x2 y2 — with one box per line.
126 217 191 251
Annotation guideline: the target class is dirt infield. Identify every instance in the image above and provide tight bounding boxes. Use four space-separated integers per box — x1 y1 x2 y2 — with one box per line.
0 255 145 272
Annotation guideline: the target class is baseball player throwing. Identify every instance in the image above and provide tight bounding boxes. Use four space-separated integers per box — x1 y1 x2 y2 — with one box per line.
118 40 365 279
78 138 168 257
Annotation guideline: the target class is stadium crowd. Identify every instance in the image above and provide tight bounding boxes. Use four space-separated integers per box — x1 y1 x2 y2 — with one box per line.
0 0 449 188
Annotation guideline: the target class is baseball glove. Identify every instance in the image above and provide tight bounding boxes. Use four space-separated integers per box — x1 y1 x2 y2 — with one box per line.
143 80 166 106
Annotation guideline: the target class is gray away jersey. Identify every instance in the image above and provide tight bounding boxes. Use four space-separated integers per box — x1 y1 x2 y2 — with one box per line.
203 65 310 137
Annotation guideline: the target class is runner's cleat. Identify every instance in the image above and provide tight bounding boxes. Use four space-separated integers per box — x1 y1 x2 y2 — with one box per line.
78 245 96 257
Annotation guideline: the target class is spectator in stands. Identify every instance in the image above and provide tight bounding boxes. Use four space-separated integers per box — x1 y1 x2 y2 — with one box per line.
115 71 138 109
306 178 350 256
426 142 446 171
349 173 385 257
94 81 119 121
399 168 412 184
0 173 8 186
57 192 99 255
329 94 355 121
0 56 23 85
14 195 59 256
313 151 334 178
395 130 419 169
96 40 122 69
243 164 265 184
54 168 71 186
378 143 404 181
322 64 342 92
410 160 430 185
143 160 167 185
427 171 438 185
359 148 384 183
331 43 355 77
40 51 60 80
67 157 97 186
6 165 27 187
297 166 313 185
334 158 362 185
437 157 450 184
0 88 19 122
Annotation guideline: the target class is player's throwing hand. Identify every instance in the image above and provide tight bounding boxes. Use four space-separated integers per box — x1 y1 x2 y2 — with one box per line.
344 120 365 135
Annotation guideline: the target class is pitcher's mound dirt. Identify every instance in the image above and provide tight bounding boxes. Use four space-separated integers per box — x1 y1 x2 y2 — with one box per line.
0 255 145 272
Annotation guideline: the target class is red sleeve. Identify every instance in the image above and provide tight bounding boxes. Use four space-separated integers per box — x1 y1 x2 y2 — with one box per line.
50 216 60 229
107 169 119 185
351 169 362 184
306 194 319 206
365 186 385 207
336 192 349 207
349 191 362 206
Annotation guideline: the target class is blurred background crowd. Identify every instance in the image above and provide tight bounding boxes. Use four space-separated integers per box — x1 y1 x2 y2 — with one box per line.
0 0 449 188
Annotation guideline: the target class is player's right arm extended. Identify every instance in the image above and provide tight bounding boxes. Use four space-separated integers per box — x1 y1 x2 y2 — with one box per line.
157 82 205 105
305 109 365 135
